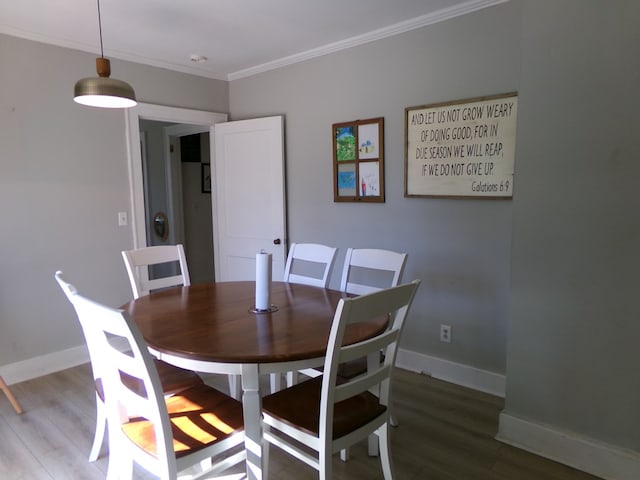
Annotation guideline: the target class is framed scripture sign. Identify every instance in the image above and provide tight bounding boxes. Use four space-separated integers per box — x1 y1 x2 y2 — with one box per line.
333 117 384 203
405 92 518 198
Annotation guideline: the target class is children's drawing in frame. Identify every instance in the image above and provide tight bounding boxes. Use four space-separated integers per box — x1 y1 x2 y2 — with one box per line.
332 117 384 203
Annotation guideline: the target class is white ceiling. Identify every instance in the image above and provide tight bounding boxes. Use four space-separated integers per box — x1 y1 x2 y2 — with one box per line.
0 0 506 80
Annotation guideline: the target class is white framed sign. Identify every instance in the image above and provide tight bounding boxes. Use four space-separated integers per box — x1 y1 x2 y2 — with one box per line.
405 92 518 198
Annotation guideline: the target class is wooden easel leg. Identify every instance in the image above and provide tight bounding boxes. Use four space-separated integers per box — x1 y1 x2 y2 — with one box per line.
0 375 23 414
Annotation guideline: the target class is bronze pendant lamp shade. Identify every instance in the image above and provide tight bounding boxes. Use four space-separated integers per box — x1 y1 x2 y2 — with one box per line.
74 0 136 108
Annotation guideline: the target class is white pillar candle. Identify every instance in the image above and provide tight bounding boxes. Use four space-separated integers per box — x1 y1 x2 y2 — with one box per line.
255 251 272 311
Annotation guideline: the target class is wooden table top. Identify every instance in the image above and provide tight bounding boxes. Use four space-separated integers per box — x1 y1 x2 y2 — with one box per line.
124 281 388 365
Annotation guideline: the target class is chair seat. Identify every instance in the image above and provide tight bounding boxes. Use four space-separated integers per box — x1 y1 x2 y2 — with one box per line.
122 383 244 459
263 376 386 440
95 359 203 401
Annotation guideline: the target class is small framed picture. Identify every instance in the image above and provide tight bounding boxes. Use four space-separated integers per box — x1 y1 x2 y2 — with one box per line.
332 117 384 203
201 163 211 194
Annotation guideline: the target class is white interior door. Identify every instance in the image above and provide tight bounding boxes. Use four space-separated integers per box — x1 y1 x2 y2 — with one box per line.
212 116 286 281
126 103 227 250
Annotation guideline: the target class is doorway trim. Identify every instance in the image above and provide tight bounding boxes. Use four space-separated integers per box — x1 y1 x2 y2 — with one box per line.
163 123 211 247
125 103 227 249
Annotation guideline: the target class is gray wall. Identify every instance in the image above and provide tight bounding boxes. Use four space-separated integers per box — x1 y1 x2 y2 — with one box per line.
0 33 228 366
505 0 640 450
230 2 521 376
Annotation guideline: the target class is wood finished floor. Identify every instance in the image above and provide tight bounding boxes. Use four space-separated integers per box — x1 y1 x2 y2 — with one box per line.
0 364 603 479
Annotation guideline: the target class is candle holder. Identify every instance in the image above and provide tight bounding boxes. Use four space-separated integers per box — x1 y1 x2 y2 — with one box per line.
249 305 279 314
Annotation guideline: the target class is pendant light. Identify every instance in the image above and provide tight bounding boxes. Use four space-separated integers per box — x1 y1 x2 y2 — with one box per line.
74 0 136 108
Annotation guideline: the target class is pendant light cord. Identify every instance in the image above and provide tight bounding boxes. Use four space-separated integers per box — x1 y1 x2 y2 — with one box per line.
97 0 104 58
74 0 136 107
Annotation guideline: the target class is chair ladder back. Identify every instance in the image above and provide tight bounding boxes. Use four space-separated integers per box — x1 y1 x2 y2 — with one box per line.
340 248 408 295
283 242 338 288
55 272 105 385
72 291 176 473
122 244 191 298
339 330 397 367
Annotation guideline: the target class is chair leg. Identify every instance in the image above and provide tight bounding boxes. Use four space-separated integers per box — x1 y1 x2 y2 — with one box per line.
89 394 106 462
378 423 394 480
0 375 23 414
199 457 213 472
228 374 242 399
340 448 349 462
389 396 399 427
390 411 399 427
319 449 331 480
262 436 270 480
106 436 133 480
269 373 283 393
286 370 299 388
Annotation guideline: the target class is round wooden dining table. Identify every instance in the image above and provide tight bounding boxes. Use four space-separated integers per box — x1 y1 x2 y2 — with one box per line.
123 281 388 480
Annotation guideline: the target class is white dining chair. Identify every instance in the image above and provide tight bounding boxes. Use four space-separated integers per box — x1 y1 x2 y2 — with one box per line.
283 242 338 288
341 248 408 437
56 271 245 479
275 243 338 393
55 271 205 462
262 280 420 480
122 245 241 399
121 244 190 299
327 247 410 461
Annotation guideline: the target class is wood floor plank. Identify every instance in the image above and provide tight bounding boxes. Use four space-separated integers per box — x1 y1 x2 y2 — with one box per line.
0 365 604 479
8 397 106 477
492 443 603 480
0 414 52 479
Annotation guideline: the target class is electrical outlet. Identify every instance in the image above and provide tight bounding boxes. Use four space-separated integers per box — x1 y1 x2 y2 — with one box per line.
440 324 451 343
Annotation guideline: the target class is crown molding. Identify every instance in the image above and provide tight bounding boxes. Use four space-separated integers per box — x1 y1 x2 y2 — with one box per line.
228 0 509 80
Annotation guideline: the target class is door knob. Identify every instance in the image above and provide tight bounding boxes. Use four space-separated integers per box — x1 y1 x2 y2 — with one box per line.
273 238 281 245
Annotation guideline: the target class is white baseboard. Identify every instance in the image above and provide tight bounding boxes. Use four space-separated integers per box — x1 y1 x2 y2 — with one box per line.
0 337 131 385
497 412 640 480
0 345 90 385
396 348 506 397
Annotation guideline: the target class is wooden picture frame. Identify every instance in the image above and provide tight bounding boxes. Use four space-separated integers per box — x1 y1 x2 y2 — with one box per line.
405 92 518 199
333 117 384 203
